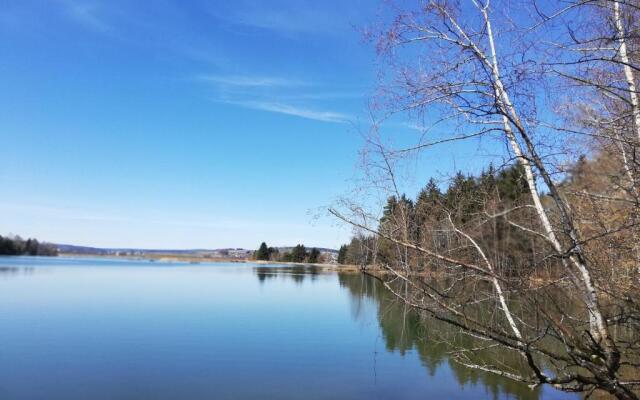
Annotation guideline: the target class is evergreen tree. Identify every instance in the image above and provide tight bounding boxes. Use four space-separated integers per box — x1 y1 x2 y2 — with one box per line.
337 245 348 264
496 163 528 202
415 178 442 240
290 244 307 262
380 196 399 226
255 242 270 261
0 235 57 256
479 163 497 193
378 195 415 263
308 248 320 263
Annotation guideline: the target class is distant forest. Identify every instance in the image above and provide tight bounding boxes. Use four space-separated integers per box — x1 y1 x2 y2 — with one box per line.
0 235 58 256
337 162 545 268
254 242 322 264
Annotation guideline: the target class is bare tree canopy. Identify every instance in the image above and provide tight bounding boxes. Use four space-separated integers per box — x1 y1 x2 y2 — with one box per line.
333 1 640 398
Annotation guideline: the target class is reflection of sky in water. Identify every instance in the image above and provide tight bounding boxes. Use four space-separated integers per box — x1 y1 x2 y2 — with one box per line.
0 256 576 400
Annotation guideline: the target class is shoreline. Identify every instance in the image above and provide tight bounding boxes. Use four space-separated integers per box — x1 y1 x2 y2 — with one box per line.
58 253 363 273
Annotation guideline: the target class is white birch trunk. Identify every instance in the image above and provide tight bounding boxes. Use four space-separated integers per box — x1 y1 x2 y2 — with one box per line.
613 0 640 144
479 4 610 344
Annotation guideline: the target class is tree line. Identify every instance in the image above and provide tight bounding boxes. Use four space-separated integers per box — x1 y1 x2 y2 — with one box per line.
337 163 533 271
254 242 322 264
0 235 58 256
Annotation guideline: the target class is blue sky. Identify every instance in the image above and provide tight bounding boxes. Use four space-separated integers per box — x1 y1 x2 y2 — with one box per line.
0 0 494 249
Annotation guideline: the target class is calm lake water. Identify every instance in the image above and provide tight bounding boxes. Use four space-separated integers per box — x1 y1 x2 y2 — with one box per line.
0 256 577 400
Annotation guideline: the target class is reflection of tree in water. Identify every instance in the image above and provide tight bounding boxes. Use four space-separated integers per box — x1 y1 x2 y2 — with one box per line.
254 265 322 285
0 266 35 277
338 273 545 400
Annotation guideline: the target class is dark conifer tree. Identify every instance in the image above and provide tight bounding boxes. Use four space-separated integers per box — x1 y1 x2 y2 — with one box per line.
290 244 307 263
337 245 348 264
308 248 320 263
255 242 270 261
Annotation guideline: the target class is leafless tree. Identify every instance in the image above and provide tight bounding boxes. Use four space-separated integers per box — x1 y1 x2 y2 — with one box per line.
331 1 640 398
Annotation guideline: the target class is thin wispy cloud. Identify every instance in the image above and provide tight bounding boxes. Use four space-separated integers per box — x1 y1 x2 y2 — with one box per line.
205 1 344 37
198 74 305 88
58 0 112 33
278 91 364 101
403 122 425 131
231 9 331 35
223 100 351 123
199 73 356 123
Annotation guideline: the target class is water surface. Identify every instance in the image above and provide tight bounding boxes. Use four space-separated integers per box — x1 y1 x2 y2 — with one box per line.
0 257 576 399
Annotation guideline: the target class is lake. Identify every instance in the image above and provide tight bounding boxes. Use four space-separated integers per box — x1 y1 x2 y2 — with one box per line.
0 256 577 399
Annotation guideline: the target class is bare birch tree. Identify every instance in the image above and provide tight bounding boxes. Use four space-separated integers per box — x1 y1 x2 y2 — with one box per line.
332 1 640 398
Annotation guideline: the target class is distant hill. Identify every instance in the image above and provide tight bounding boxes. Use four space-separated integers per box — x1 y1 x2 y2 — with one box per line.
55 244 337 257
56 244 218 255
